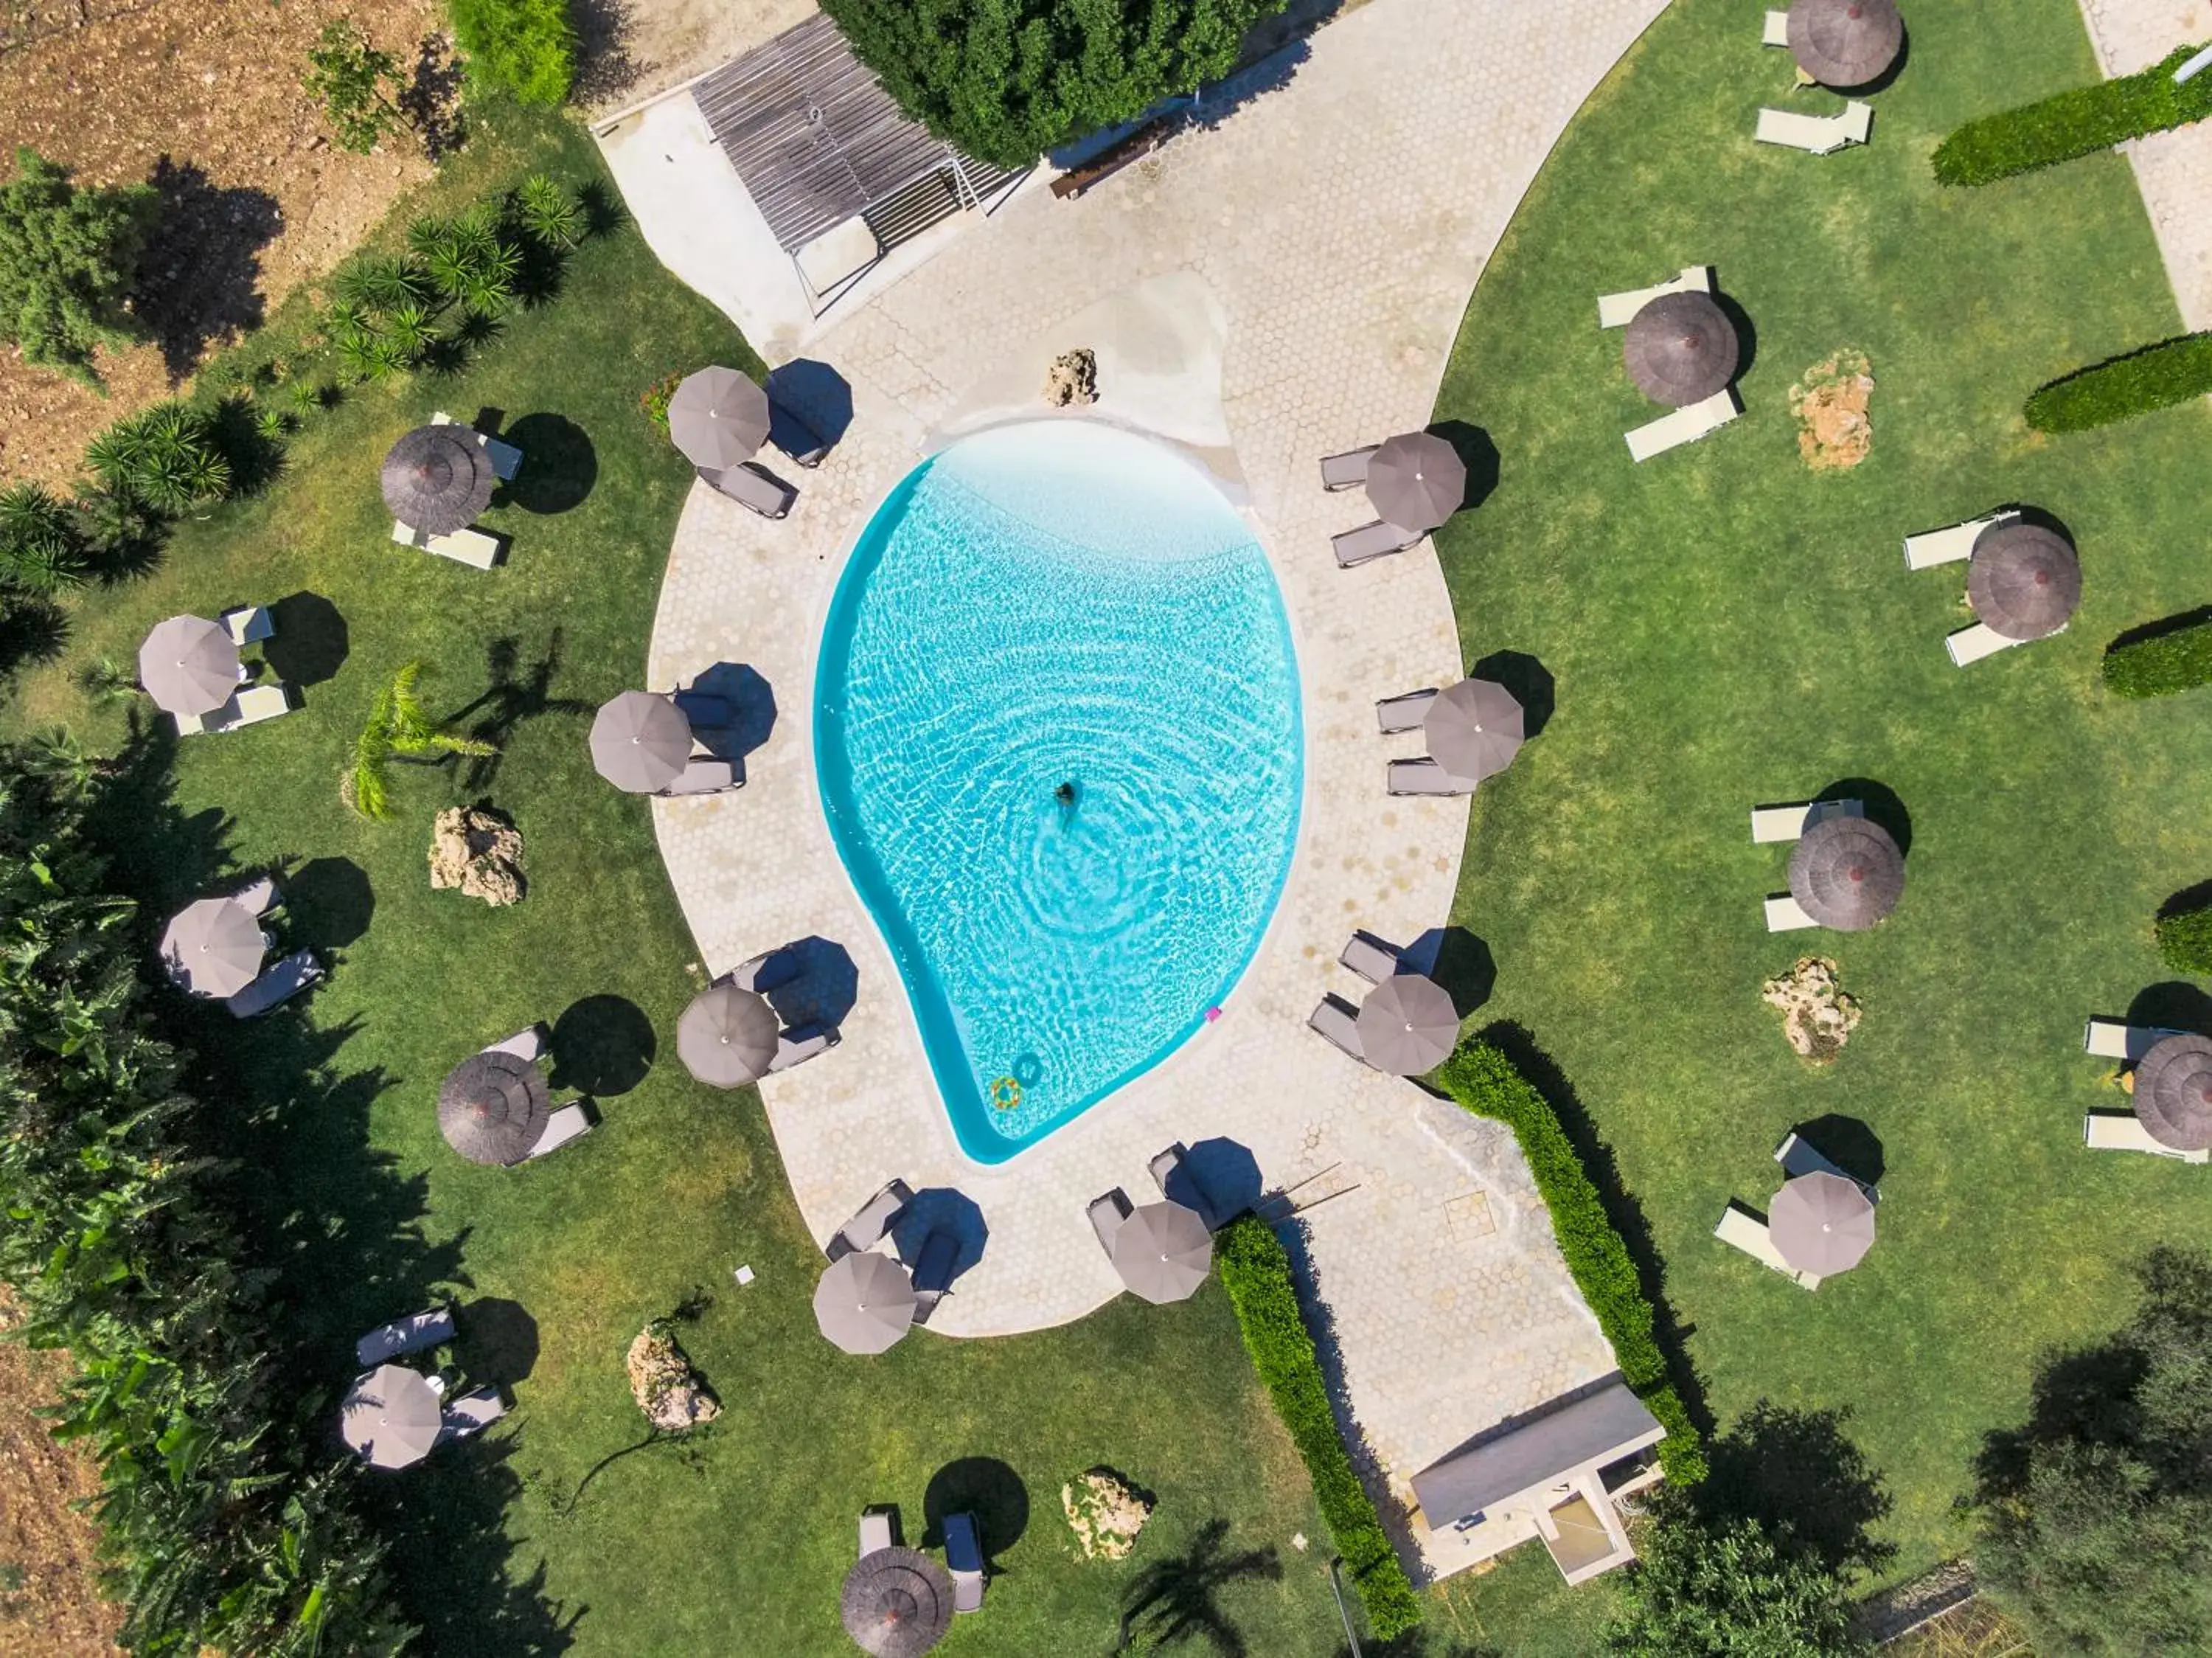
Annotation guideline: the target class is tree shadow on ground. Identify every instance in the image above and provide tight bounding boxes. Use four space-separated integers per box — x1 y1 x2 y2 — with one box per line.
1714 288 1759 384
0 598 68 675
1816 777 1913 858
281 855 375 951
920 1457 1028 1559
450 631 595 790
1467 651 1552 738
1429 419 1500 515
398 31 467 160
2128 981 2212 1036
262 592 349 687
498 414 597 515
135 157 281 381
1789 1113 1885 1187
568 0 637 108
549 994 655 1097
681 662 776 760
1693 1402 1896 1577
1119 1518 1281 1656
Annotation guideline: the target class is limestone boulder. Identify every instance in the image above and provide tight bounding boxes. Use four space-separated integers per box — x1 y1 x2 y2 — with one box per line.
1761 956 1861 1063
428 805 526 906
1043 348 1099 409
1062 1467 1152 1560
625 1324 720 1432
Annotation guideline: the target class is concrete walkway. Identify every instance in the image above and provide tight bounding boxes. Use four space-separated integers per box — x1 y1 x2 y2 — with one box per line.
2076 0 2212 327
636 0 1666 1566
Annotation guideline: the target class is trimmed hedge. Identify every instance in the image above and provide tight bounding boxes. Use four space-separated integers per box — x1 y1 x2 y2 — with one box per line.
1933 44 2212 186
2103 615 2212 698
2025 332 2212 432
1214 1216 1422 1640
1433 1040 1708 1485
2157 906 2212 974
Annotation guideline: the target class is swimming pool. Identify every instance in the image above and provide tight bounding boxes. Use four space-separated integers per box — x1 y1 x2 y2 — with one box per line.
815 422 1303 1163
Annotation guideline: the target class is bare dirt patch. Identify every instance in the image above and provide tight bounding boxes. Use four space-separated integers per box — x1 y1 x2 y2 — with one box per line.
0 0 445 487
0 1300 122 1657
575 0 815 116
1789 349 1875 471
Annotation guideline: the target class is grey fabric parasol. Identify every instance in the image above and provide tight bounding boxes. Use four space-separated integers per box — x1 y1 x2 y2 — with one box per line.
137 614 240 717
1365 432 1467 533
1623 292 1740 406
668 367 771 471
815 1250 919 1354
1769 1171 1877 1275
841 1546 954 1657
1787 0 1904 88
340 1364 444 1470
1969 522 2081 642
381 425 496 536
1356 973 1461 1075
159 896 267 998
677 983 781 1088
1787 816 1905 932
2133 1033 2212 1151
437 1051 550 1165
1424 679 1525 783
1110 1200 1212 1304
590 691 694 793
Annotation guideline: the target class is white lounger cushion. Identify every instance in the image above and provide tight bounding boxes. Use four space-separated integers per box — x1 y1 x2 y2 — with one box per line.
1947 623 2023 667
1627 388 1741 462
2084 1112 2210 1164
220 604 274 645
486 1024 547 1063
1904 511 2016 571
1715 1202 1822 1286
355 1305 456 1367
1761 8 1790 46
525 1103 593 1159
1597 266 1712 328
180 684 295 736
1764 894 1818 932
1750 798 1864 844
2084 1019 2185 1060
1307 995 1364 1063
859 1510 895 1558
1755 102 1873 156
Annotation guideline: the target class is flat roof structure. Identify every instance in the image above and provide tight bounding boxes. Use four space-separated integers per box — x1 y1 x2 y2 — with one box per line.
1411 1380 1665 1527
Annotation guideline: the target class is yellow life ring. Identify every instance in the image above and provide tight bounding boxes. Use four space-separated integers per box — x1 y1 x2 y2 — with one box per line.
989 1075 1023 1111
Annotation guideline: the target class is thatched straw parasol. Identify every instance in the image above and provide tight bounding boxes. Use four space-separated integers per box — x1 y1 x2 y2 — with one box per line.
841 1547 954 1657
437 1051 550 1165
1968 522 2081 641
382 426 496 536
2133 1033 2212 1152
1787 816 1904 931
1787 0 1904 88
1623 292 1739 406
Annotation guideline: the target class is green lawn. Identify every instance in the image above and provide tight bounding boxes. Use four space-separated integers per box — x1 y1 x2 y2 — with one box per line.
1433 0 2212 1591
4 111 1354 1657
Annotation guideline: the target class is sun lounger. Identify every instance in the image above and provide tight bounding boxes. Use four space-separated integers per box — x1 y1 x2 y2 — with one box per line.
655 757 740 797
485 1023 548 1064
1775 1131 1878 1200
220 604 274 646
1626 387 1741 462
1376 687 1439 734
2085 1111 2211 1163
1764 894 1818 932
1904 511 2017 571
355 1305 456 1368
437 1386 508 1443
859 1508 896 1559
945 1511 986 1613
1755 102 1873 155
909 1229 960 1325
699 462 797 520
1761 8 1790 46
1750 798 1864 844
768 1021 835 1072
1320 445 1380 491
768 399 832 469
1597 266 1714 328
1387 757 1474 797
226 948 323 1018
525 1102 594 1160
2084 1018 2186 1061
1307 993 1365 1063
728 948 803 994
827 1179 915 1263
1715 1201 1822 1287
1332 520 1425 569
1340 930 1402 985
229 873 280 916
1087 1188 1133 1255
177 683 296 737
672 690 734 731
431 411 522 481
1947 623 2025 667
391 518 503 569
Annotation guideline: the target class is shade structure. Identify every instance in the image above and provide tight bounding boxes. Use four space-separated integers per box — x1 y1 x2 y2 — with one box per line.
1769 1171 1877 1275
590 690 694 793
841 1547 954 1657
137 614 240 717
676 983 781 1088
1356 973 1460 1075
1969 522 2081 642
1623 291 1739 406
159 897 267 998
815 1249 918 1354
1365 431 1467 533
1787 815 1905 932
1424 678 1525 783
1110 1200 1212 1304
381 424 496 536
340 1364 444 1470
437 1051 550 1165
667 366 771 471
1787 0 1904 87
2132 1033 2212 1152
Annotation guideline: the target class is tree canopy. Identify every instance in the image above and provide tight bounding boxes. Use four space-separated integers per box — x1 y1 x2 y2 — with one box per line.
820 0 1293 168
0 146 159 390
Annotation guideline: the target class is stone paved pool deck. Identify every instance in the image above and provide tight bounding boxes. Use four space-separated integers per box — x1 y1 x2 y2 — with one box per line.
2076 0 2212 329
636 0 1666 1567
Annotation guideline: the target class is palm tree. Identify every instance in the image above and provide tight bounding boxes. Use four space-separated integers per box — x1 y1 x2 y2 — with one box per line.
344 661 495 820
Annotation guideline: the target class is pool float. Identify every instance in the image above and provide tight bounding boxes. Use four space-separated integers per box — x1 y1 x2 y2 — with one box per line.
989 1075 1023 1111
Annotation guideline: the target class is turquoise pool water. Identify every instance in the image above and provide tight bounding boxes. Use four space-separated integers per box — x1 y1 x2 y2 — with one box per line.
815 422 1302 1163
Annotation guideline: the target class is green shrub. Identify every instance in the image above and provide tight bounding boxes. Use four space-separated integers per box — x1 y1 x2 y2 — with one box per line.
0 145 161 391
2024 332 2212 432
1433 1040 1709 1485
0 482 88 592
1214 1216 1422 1640
81 401 231 513
1933 44 2212 186
2103 616 2212 698
302 19 409 155
2157 905 2212 974
451 0 578 105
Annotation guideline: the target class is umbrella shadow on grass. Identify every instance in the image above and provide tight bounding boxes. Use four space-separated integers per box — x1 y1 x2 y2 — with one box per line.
2128 982 2212 1037
549 995 655 1097
919 1457 1028 1559
1815 777 1912 858
1402 927 1495 1018
1467 651 1552 739
1427 420 1500 516
1787 1114 1885 1187
262 592 349 687
281 856 375 951
496 414 597 516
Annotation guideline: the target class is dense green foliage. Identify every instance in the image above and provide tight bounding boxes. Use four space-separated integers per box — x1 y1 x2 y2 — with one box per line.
820 0 1292 167
1433 1041 1706 1484
2101 614 2212 698
2024 331 2212 431
84 402 232 515
302 20 409 156
450 0 578 105
1213 1215 1420 1640
1972 1249 2212 1654
1607 1508 1865 1657
0 482 88 594
0 741 406 1654
0 146 159 391
1932 44 2212 185
2155 902 2212 974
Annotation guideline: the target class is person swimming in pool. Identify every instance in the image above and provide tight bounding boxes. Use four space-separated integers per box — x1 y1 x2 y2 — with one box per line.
1054 781 1078 806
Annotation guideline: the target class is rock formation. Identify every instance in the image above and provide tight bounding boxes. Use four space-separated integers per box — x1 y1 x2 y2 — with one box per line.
428 805 526 906
1043 348 1099 408
1790 350 1874 470
625 1324 720 1432
1062 1467 1152 1559
1761 956 1862 1063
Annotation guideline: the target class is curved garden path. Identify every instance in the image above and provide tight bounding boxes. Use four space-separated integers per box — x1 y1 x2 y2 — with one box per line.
641 0 1664 1559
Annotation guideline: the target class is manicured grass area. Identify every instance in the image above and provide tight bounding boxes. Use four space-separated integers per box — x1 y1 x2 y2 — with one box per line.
4 113 1344 1655
1433 0 2212 1600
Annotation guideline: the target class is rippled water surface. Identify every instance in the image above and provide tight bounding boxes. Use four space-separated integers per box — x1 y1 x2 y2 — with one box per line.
815 423 1302 1161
